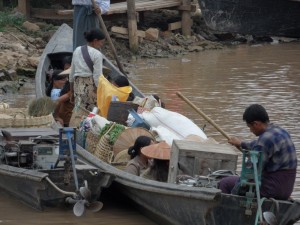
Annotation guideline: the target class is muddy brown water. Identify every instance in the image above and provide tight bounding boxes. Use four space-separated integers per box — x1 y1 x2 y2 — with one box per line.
1 42 300 224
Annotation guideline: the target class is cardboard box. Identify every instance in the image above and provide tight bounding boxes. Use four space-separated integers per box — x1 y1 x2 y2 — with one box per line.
168 140 238 183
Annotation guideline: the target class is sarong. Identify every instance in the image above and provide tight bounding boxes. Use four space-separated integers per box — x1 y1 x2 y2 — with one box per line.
73 5 99 50
74 76 97 111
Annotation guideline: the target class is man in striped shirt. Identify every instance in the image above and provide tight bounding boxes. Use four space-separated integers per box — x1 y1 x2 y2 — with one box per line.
219 104 297 200
72 0 110 50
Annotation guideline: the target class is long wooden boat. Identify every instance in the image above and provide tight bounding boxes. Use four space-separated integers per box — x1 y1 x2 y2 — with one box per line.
0 128 113 212
197 0 300 38
35 23 300 224
35 23 142 99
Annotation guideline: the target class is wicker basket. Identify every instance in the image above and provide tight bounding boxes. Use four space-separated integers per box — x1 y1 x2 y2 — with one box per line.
69 105 89 128
94 123 116 163
0 108 55 128
86 131 100 154
111 149 131 170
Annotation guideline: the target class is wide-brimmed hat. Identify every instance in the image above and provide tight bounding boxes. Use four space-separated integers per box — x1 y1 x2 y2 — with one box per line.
59 68 71 76
141 141 171 160
113 127 154 156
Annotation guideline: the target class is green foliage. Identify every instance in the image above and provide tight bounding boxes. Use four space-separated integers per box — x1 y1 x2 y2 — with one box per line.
0 10 24 31
99 123 126 145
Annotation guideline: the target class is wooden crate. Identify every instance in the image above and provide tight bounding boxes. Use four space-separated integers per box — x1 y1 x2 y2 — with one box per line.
168 140 238 183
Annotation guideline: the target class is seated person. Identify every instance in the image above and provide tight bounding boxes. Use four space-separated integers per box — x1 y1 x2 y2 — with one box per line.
46 69 70 126
56 68 74 127
140 141 171 182
125 136 154 176
97 75 133 118
54 56 74 126
45 69 66 101
218 104 297 200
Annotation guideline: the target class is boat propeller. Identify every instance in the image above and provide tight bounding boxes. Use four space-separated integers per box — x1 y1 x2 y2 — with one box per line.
65 181 103 217
263 211 277 225
260 198 279 225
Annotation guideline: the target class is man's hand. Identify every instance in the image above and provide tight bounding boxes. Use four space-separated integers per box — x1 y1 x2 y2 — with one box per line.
228 137 242 149
94 5 101 15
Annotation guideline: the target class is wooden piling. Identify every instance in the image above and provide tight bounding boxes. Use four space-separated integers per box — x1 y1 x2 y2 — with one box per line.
0 0 3 11
18 0 30 19
181 0 192 36
127 0 138 52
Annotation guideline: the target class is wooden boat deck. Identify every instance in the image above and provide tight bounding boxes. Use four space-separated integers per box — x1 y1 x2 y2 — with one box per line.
1 128 58 139
20 0 185 20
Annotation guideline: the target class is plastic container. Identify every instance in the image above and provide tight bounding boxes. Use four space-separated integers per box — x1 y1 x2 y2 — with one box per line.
107 101 139 125
128 109 151 130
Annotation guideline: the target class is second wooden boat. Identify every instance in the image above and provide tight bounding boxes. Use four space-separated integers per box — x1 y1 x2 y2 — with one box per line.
35 23 300 225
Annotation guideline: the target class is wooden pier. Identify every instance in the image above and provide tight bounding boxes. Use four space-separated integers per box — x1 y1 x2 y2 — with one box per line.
14 0 195 51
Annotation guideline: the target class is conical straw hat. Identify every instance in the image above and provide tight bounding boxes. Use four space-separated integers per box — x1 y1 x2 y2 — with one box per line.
141 141 171 160
113 127 154 156
59 68 71 75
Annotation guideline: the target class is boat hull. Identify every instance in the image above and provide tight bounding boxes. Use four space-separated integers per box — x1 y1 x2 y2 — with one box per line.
77 146 300 225
198 0 300 38
35 23 142 99
0 164 112 210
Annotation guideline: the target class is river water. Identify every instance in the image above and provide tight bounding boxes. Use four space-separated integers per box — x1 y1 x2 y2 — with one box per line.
1 42 300 224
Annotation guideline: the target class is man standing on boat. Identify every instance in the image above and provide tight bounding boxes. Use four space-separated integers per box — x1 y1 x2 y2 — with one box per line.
72 0 110 50
219 104 297 200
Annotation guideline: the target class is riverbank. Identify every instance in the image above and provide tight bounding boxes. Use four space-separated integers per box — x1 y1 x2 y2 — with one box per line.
0 8 299 95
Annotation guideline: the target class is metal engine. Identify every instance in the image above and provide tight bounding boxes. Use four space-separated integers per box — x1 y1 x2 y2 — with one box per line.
0 138 60 169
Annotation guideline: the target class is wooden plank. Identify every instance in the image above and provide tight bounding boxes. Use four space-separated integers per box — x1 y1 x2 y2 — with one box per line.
18 0 30 18
168 21 182 30
57 0 182 16
2 128 58 139
31 8 72 20
111 26 146 38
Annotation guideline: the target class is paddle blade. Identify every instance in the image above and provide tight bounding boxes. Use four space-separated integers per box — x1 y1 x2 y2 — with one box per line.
87 201 104 213
263 211 277 225
73 200 86 217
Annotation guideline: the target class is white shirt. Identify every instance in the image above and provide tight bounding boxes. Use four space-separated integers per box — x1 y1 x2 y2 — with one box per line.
72 0 110 14
51 88 61 101
69 46 103 87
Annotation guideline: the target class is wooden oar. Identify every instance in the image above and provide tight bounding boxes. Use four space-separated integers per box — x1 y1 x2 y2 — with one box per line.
176 92 243 152
176 91 231 141
91 0 126 76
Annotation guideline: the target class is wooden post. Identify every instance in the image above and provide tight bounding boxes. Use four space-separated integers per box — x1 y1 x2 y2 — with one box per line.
18 0 30 19
0 0 3 11
181 0 191 36
127 0 138 53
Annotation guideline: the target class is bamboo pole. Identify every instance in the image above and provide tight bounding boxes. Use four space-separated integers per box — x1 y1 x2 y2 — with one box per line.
176 91 243 153
91 0 126 76
176 91 230 140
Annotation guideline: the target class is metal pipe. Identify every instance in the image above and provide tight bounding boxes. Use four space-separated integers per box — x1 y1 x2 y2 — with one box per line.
45 177 76 196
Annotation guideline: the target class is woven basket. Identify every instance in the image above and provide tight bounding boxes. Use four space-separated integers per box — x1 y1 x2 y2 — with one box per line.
69 105 89 128
76 129 87 148
94 123 116 163
0 108 54 128
86 131 100 154
111 149 130 170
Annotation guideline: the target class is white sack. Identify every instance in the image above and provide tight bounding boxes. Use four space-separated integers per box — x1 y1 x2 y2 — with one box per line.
151 125 183 146
141 107 207 139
